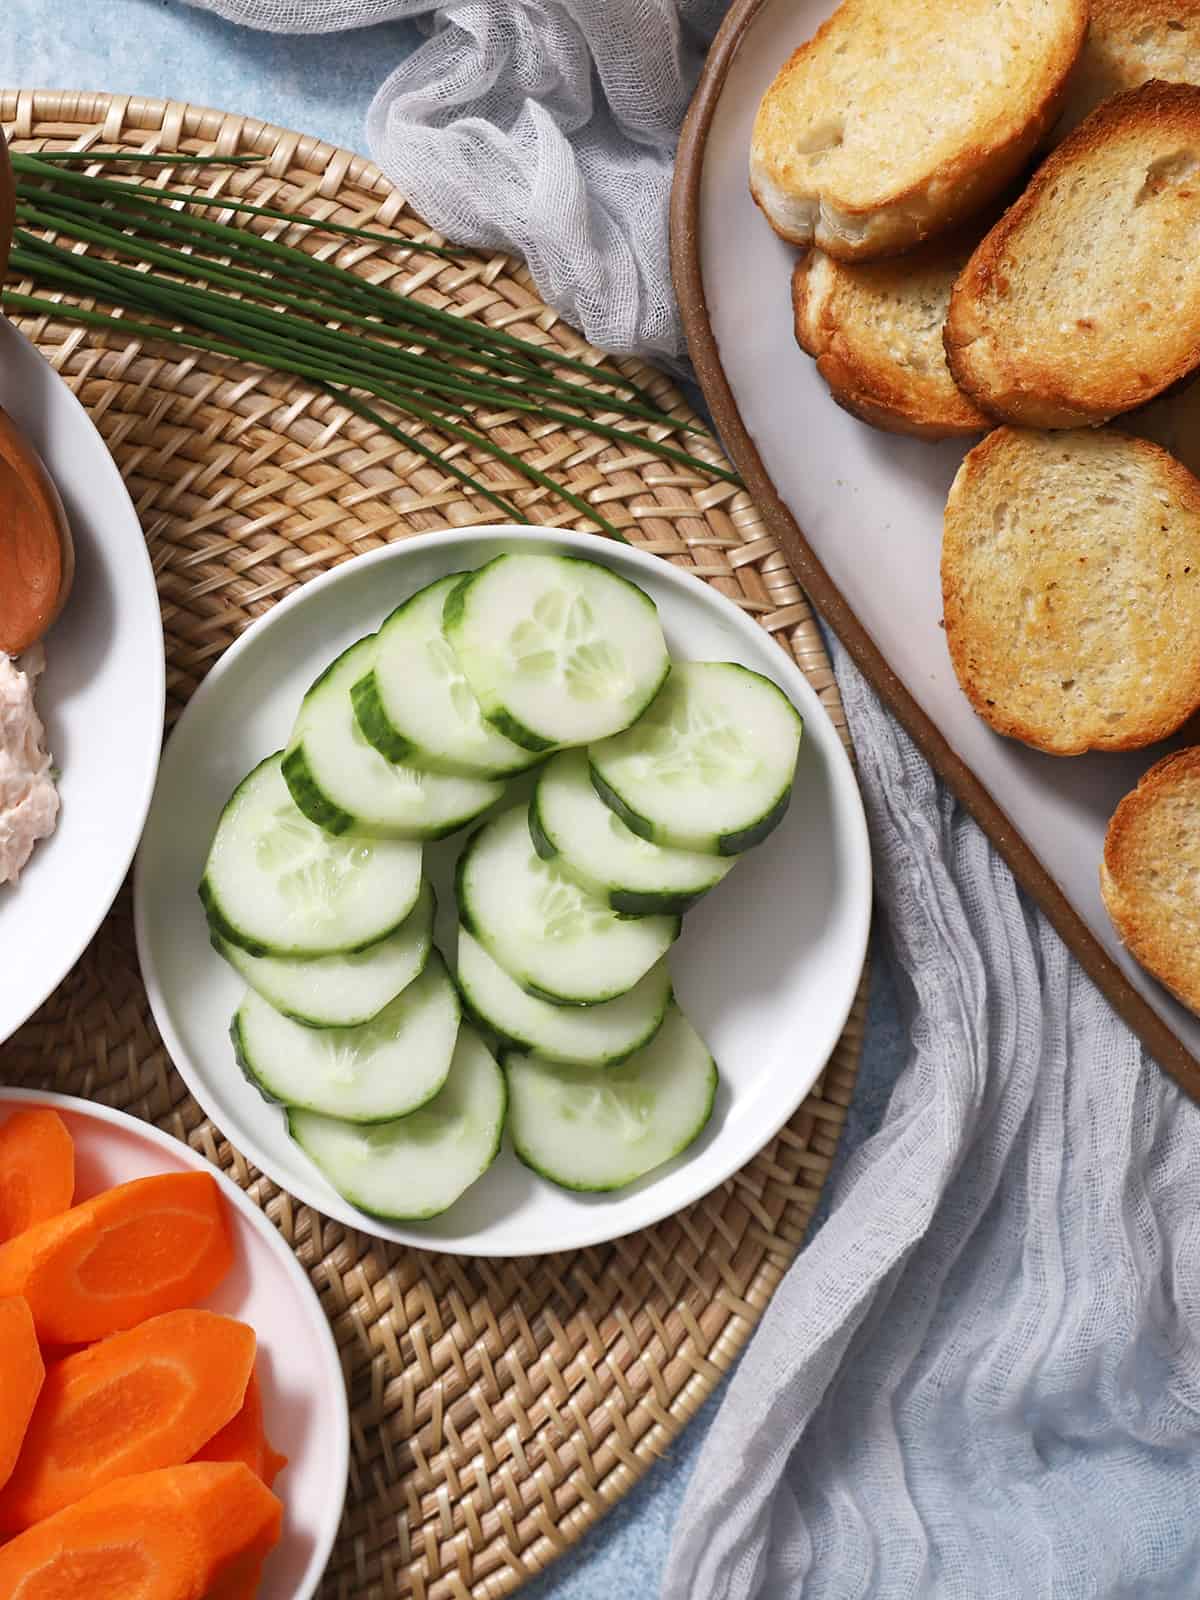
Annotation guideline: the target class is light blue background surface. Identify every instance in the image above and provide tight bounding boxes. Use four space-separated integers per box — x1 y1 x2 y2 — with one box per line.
2 6 907 1593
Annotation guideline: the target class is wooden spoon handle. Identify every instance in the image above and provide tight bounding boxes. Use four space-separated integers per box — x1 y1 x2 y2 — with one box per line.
0 146 73 651
0 408 74 654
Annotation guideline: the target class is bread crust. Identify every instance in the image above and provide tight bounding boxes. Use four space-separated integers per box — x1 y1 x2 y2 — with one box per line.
942 425 1200 754
1102 745 1200 1014
946 80 1200 426
749 0 1088 260
791 241 991 439
1054 0 1200 141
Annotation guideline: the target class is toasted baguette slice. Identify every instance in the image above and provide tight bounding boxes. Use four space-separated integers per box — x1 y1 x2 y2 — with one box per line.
947 82 1200 427
792 234 992 439
749 0 1087 260
942 426 1200 754
1102 747 1200 1014
1054 0 1200 142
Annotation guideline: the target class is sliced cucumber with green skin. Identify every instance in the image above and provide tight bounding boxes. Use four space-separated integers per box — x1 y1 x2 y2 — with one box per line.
456 805 679 1006
456 924 671 1065
505 1004 717 1192
213 880 435 1029
442 553 670 752
200 753 423 957
287 1025 506 1221
530 748 735 915
283 635 503 839
231 949 460 1122
588 662 803 856
350 575 539 779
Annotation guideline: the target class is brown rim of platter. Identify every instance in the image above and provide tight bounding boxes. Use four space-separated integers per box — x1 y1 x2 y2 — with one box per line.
669 0 1200 1102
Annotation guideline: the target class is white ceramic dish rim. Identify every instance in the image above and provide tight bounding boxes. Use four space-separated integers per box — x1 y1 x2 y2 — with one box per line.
0 1085 348 1600
134 525 872 1256
1 322 165 1044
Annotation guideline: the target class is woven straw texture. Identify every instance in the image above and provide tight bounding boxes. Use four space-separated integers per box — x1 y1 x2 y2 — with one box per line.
0 89 868 1600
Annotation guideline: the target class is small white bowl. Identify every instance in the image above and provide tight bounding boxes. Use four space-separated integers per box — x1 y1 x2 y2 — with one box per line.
0 1089 348 1600
135 525 872 1255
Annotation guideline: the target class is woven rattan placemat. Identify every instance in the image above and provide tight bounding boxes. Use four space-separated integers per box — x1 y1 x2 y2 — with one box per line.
0 89 868 1600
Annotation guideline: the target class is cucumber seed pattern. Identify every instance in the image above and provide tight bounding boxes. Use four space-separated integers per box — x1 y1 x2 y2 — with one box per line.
257 806 374 923
507 590 627 702
316 1002 405 1087
625 691 758 788
427 633 489 728
529 853 614 941
316 992 425 1094
320 1028 367 1088
540 1065 655 1141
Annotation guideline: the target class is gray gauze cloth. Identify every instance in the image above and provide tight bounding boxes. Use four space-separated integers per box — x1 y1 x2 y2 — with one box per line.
186 1 1200 1593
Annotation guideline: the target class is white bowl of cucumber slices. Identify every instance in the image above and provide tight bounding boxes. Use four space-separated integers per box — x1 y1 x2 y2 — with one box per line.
134 527 870 1255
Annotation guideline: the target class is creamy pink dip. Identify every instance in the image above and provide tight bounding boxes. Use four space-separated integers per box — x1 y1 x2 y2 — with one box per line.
0 649 59 885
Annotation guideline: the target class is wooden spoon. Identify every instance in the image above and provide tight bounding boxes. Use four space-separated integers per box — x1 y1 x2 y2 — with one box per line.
0 133 71 653
0 407 75 654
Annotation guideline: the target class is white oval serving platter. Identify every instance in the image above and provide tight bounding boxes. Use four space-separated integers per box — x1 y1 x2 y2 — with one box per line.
672 0 1200 1089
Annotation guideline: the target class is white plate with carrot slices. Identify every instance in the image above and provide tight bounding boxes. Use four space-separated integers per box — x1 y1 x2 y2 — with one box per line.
0 1088 348 1600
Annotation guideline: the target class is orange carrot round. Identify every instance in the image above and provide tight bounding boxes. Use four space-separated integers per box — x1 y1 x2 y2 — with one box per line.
192 1371 288 1599
204 1551 277 1600
0 1308 256 1535
0 1298 44 1494
182 1459 283 1598
0 1461 282 1600
0 1109 75 1244
0 1170 233 1344
194 1366 288 1491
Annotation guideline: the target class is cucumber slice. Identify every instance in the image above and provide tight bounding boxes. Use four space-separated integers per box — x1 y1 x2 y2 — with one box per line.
283 635 503 839
200 754 423 957
456 925 671 1065
530 748 734 915
456 805 679 1005
351 575 539 778
442 553 669 751
287 1025 506 1221
213 880 435 1028
231 949 460 1122
589 662 803 855
505 1005 717 1192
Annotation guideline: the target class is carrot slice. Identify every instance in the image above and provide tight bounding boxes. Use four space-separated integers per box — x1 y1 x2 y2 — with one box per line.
192 1370 288 1600
0 1298 44 1493
265 1444 288 1491
0 1462 282 1600
185 1460 282 1599
194 1368 288 1491
0 1110 75 1243
202 1551 270 1600
0 1477 196 1600
0 1308 256 1534
0 1171 233 1344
